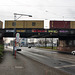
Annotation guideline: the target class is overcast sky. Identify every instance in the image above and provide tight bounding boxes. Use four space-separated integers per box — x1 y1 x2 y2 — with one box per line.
0 0 75 21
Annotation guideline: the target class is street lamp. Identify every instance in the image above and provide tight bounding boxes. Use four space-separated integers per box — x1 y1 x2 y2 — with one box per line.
14 13 32 20
13 13 32 55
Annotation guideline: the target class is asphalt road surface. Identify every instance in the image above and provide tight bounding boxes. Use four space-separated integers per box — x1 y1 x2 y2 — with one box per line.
0 48 70 75
8 46 75 75
18 47 75 75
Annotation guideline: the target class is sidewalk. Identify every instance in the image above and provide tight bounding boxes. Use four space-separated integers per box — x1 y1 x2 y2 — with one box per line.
0 49 27 75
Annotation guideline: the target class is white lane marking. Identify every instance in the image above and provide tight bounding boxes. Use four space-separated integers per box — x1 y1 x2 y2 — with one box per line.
55 65 75 69
15 66 23 69
56 57 75 63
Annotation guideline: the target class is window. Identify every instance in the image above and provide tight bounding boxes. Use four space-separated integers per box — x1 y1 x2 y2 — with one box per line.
32 22 36 26
12 22 16 26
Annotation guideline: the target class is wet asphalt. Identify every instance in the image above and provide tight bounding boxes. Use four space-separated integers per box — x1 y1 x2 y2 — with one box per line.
0 48 70 75
18 47 75 75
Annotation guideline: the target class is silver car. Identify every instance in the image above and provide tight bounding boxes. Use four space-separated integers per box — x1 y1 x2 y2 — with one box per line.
71 51 75 55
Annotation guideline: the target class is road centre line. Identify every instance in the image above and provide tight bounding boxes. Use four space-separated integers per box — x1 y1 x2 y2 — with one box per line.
55 65 75 69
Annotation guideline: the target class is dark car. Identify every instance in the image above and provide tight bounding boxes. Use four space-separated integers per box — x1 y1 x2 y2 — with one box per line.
28 46 31 48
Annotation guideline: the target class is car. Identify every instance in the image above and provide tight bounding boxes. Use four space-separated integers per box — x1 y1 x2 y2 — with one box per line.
71 51 75 55
17 49 21 51
28 46 31 48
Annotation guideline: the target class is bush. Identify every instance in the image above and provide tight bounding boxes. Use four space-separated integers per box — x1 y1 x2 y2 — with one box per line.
0 44 4 57
0 52 3 57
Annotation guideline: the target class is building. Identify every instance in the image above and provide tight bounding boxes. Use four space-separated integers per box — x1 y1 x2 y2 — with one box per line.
20 38 28 47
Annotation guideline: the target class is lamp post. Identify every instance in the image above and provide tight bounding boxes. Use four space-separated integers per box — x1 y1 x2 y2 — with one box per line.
13 13 32 55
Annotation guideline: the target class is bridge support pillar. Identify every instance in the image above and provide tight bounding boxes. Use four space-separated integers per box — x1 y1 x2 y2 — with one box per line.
0 38 3 44
57 39 75 53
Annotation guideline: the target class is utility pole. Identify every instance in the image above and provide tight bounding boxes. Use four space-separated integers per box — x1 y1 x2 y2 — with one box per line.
13 13 32 56
45 38 46 47
13 14 16 55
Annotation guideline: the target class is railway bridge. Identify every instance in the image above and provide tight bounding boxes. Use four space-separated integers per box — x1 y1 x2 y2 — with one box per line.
0 28 75 52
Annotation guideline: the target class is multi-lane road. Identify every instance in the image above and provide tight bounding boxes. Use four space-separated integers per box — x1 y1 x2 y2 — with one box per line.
8 46 75 75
